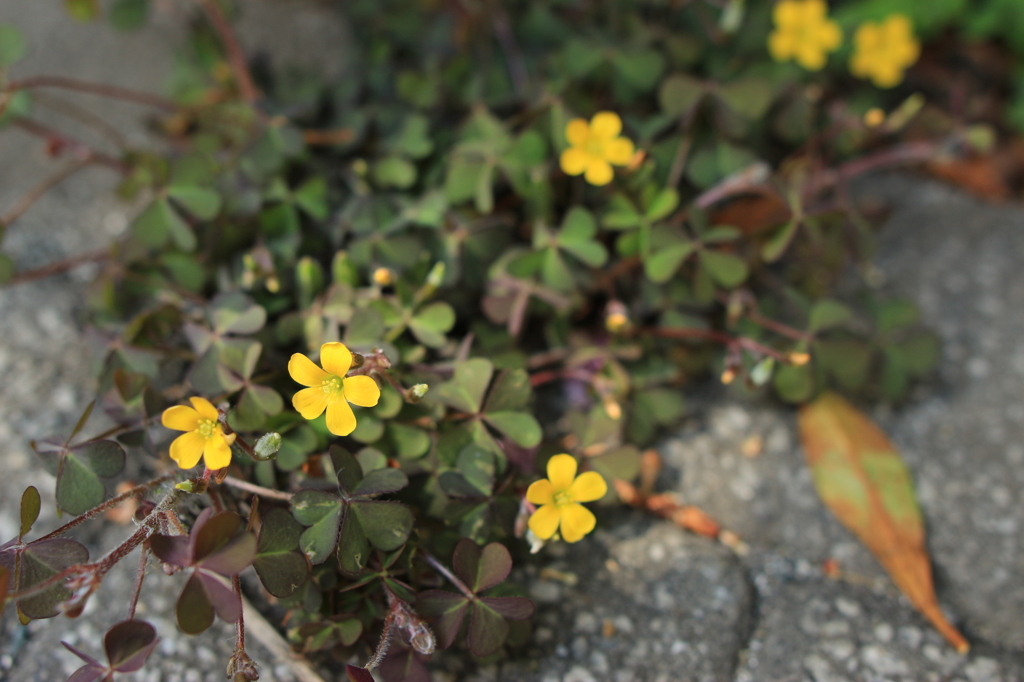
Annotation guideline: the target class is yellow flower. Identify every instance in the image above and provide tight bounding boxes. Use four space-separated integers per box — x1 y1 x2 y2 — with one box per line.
526 454 607 543
288 342 381 437
768 0 842 71
850 15 920 88
161 397 237 470
559 112 635 187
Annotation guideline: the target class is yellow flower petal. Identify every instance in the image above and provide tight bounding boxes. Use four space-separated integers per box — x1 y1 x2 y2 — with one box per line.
559 503 596 543
773 0 800 28
819 21 842 50
584 159 614 186
293 386 329 420
526 479 555 506
568 471 607 503
546 454 578 491
170 431 206 469
565 118 591 147
604 138 635 166
343 375 380 407
872 65 903 88
590 111 622 140
768 30 797 61
797 44 826 71
189 397 219 421
528 504 561 540
803 0 826 22
288 353 329 387
162 405 201 433
320 342 353 377
560 148 590 176
203 433 233 470
326 399 357 436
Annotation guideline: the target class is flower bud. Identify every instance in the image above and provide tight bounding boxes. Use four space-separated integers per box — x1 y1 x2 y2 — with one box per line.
252 432 282 461
405 383 429 403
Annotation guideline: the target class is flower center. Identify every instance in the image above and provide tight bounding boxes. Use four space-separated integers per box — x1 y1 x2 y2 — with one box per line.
321 376 344 396
552 490 573 507
585 138 605 157
197 418 218 439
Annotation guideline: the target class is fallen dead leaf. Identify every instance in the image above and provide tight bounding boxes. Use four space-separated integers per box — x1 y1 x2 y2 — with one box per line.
798 392 969 653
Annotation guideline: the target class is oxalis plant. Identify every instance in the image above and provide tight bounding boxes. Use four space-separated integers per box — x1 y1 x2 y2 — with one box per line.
0 0 995 678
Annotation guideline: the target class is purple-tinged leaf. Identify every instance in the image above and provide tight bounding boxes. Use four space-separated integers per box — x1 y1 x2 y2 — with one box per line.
416 590 469 649
480 596 534 620
65 666 106 682
0 565 9 606
466 601 509 657
71 440 126 478
175 573 214 635
453 540 511 593
149 534 191 568
20 486 40 541
104 620 159 672
379 645 432 682
192 511 242 563
353 468 408 497
62 641 102 668
18 538 89 619
198 532 256 577
197 570 241 623
344 665 375 682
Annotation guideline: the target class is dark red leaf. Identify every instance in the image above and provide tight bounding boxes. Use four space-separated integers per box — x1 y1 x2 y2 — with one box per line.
452 540 512 593
104 620 159 672
61 642 102 668
65 667 106 682
149 534 191 567
175 573 214 635
466 601 509 657
416 590 469 649
198 532 256 577
480 596 534 620
192 511 242 564
344 664 375 682
197 570 241 623
17 538 89 619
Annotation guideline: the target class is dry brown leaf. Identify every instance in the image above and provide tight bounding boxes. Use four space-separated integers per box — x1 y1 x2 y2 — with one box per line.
798 392 969 653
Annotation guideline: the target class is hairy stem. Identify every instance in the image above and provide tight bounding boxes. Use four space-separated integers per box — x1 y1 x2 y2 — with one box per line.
127 548 148 620
35 473 176 543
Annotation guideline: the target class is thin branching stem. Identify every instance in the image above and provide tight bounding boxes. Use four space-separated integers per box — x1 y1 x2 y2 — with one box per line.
6 76 178 110
420 550 476 600
127 548 148 620
220 476 294 502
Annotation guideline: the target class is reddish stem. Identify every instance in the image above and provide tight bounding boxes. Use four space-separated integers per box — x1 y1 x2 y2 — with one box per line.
6 75 177 111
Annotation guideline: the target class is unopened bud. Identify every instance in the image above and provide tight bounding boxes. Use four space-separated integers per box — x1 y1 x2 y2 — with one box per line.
372 267 393 286
863 108 885 128
350 352 365 369
425 261 446 288
605 312 628 333
603 397 622 420
252 432 282 461
405 383 429 403
175 480 195 493
721 368 737 385
788 351 810 366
